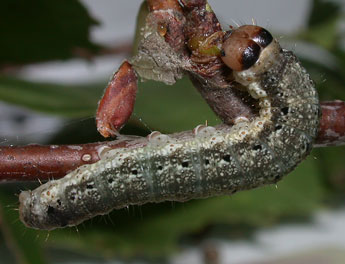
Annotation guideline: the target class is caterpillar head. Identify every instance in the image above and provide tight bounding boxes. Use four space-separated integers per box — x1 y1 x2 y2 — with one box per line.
221 25 281 82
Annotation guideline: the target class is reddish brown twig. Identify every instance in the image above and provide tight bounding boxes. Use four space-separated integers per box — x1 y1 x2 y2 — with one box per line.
0 143 117 183
315 100 345 147
0 101 344 182
0 137 150 183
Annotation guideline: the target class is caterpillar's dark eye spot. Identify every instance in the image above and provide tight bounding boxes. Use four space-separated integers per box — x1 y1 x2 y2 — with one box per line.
234 25 273 48
158 165 163 171
108 178 113 184
57 199 61 206
47 206 55 215
242 42 261 70
281 107 289 115
253 145 262 151
131 169 138 175
222 155 231 162
275 125 282 131
253 28 273 48
86 183 93 189
205 159 210 165
182 161 189 168
222 37 260 71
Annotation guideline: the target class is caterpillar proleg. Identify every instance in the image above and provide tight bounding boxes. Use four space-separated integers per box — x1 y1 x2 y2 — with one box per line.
19 25 320 230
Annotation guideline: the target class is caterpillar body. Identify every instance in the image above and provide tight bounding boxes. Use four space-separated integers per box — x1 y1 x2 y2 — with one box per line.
19 25 320 230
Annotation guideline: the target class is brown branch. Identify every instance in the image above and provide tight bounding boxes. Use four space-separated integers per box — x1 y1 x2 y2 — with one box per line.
0 140 133 183
315 100 345 147
0 101 344 182
145 0 257 124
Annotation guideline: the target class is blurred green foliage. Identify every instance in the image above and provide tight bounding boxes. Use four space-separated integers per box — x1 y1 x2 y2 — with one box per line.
0 0 344 263
0 77 101 117
0 0 99 65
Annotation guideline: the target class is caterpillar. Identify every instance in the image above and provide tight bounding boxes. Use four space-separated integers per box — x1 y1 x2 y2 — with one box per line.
19 25 320 230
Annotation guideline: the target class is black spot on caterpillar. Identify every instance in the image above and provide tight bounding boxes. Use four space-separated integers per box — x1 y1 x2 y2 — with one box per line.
19 25 320 230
